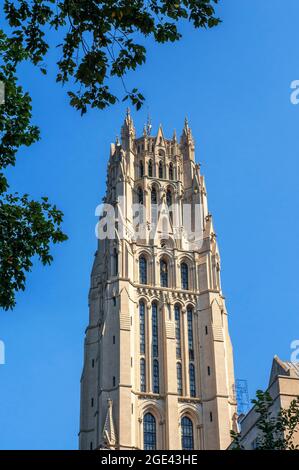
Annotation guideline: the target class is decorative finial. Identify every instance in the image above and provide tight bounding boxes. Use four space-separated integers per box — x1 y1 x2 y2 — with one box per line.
184 116 189 129
146 111 152 136
126 107 130 118
116 135 120 146
173 129 177 143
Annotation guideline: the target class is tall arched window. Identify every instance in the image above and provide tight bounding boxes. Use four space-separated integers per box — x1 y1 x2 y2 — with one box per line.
169 162 174 180
139 256 147 284
181 416 194 450
159 161 163 179
148 160 153 177
187 307 194 361
189 363 196 397
140 358 146 392
139 160 144 177
181 262 189 290
174 304 181 358
166 189 172 207
151 187 157 204
153 359 159 394
152 303 158 358
177 362 182 396
138 187 144 205
160 259 168 287
144 413 156 450
139 301 145 354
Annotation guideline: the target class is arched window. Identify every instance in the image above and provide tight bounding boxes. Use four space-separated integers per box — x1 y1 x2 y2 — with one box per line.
187 307 194 361
189 363 196 397
177 362 182 396
151 187 157 204
159 161 163 179
143 413 156 450
139 160 144 177
148 160 153 177
139 256 147 284
166 189 172 207
181 262 189 290
181 417 194 450
153 359 159 394
160 259 168 287
152 302 158 358
169 162 174 180
174 304 181 358
139 301 145 354
140 358 146 392
138 187 144 205
151 187 158 225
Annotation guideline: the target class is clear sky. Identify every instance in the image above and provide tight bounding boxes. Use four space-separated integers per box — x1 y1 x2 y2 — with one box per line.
1 0 299 449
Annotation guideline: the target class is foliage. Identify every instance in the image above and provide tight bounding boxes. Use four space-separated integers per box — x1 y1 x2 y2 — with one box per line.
3 0 221 113
231 390 299 450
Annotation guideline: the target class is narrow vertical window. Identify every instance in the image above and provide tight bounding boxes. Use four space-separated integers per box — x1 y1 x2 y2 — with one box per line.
189 363 196 397
143 413 156 450
139 160 144 177
151 187 158 226
177 362 183 396
153 359 159 394
181 262 189 290
148 160 153 177
174 304 181 358
166 189 173 223
152 302 158 358
137 186 144 223
166 189 172 207
138 186 144 205
140 358 146 392
139 301 145 354
169 162 174 180
113 248 118 276
181 417 194 450
159 161 163 179
160 259 168 287
187 308 194 361
139 256 147 284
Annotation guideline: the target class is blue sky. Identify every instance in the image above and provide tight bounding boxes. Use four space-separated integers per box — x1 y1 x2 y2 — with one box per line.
1 0 299 449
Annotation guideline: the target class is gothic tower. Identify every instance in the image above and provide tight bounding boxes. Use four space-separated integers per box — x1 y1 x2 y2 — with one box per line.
79 111 237 450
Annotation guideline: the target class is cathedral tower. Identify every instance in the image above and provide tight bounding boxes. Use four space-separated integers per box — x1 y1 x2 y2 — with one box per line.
79 111 237 450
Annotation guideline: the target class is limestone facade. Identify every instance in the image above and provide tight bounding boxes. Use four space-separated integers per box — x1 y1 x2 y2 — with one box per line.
79 111 237 450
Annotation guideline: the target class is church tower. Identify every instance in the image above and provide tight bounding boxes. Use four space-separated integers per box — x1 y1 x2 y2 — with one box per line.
79 111 237 450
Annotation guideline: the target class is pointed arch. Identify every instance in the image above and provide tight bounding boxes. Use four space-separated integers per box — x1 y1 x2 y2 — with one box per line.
181 416 194 450
143 413 156 450
181 262 189 290
139 255 147 284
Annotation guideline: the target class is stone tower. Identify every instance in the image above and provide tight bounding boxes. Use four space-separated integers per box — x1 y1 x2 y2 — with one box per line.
79 110 237 450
